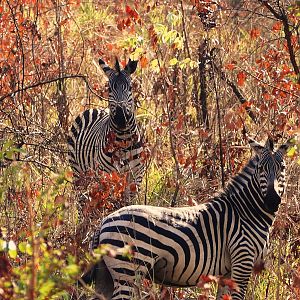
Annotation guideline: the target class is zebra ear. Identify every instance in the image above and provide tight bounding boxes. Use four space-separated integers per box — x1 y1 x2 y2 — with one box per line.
276 137 295 155
249 138 264 155
114 58 121 74
124 59 138 75
99 58 114 77
264 137 274 151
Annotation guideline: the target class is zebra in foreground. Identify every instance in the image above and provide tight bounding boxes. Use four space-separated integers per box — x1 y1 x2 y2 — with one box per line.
80 137 292 300
67 58 145 202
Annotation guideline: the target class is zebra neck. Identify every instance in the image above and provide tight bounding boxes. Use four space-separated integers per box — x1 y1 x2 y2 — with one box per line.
222 157 275 227
108 117 140 140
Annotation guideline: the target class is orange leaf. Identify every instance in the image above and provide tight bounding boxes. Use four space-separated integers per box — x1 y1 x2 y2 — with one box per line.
237 71 246 86
250 28 260 39
272 21 282 31
106 43 115 51
140 56 148 68
225 63 236 71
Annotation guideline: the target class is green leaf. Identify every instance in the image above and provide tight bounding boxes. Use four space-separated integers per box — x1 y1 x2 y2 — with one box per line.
8 249 17 259
169 58 178 66
39 280 55 297
64 264 80 277
18 242 26 253
18 242 32 255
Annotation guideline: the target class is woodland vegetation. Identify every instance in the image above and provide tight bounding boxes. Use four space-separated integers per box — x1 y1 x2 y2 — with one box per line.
0 0 300 299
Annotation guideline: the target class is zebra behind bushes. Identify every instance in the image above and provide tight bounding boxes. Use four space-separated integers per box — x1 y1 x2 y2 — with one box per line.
81 137 292 300
67 58 145 203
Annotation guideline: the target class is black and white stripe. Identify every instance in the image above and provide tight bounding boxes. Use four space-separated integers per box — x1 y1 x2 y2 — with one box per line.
81 137 292 300
67 58 145 201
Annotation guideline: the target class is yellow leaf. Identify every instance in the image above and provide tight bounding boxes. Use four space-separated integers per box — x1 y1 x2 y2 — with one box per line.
287 146 296 157
169 58 178 66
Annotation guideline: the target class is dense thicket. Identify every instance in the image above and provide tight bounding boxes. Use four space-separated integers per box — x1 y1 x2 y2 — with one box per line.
0 1 299 299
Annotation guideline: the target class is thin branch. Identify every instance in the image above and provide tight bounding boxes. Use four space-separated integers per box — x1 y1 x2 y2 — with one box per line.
259 0 282 19
212 62 257 122
0 74 107 103
240 66 299 99
198 39 209 129
6 0 29 134
77 277 106 300
212 64 225 188
180 0 191 59
3 157 57 173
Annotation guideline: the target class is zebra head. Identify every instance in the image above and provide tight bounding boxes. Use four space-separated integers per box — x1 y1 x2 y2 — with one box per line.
99 58 138 129
249 137 292 213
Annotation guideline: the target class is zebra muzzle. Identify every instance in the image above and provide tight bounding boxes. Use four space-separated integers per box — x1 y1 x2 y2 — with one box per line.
264 182 281 213
114 105 129 129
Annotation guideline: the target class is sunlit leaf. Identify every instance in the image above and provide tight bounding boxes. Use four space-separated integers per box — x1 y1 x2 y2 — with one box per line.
169 58 178 66
0 239 7 251
287 146 297 157
39 280 55 297
64 264 80 277
18 242 26 254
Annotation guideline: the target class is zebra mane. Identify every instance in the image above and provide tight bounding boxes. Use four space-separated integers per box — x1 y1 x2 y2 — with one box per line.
221 155 258 197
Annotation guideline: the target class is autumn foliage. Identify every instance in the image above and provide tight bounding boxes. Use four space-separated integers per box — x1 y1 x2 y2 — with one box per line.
0 0 300 299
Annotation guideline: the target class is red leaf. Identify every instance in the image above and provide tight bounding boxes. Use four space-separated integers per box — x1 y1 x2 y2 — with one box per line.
237 71 246 86
272 21 282 31
250 28 260 39
225 63 236 70
125 5 132 14
219 278 239 292
222 295 232 300
129 183 137 192
125 5 139 20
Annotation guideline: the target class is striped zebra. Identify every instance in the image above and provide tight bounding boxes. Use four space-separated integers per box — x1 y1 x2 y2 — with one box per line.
67 58 145 203
80 137 292 300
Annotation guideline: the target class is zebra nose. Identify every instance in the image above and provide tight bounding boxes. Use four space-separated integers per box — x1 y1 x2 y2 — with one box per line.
116 105 126 115
264 182 281 213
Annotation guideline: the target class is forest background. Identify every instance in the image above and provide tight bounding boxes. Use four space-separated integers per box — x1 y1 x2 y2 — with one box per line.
0 0 300 299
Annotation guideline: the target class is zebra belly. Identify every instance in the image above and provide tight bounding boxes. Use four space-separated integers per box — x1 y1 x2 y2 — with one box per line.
152 250 231 286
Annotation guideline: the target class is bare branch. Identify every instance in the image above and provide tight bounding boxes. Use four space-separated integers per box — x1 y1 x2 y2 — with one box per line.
212 62 257 122
0 74 107 103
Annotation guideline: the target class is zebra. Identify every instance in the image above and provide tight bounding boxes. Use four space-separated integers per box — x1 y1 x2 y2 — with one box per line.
67 58 145 204
79 137 292 300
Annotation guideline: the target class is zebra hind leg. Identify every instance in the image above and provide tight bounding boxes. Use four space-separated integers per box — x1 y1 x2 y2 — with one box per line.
94 260 114 299
79 260 114 300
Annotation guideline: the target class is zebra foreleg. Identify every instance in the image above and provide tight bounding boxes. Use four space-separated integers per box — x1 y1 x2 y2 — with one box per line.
230 260 254 300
